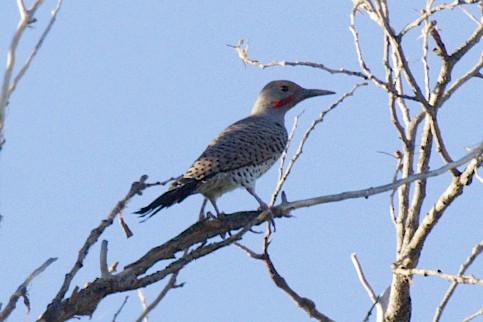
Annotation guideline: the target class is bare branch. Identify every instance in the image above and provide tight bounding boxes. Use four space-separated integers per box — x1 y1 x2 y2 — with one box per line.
403 115 433 249
431 20 482 109
394 268 483 285
136 290 148 322
52 175 153 304
389 151 403 225
9 0 64 95
270 111 303 207
421 20 435 99
351 253 378 304
450 21 483 62
0 0 61 146
39 207 277 321
0 258 57 321
433 241 483 322
228 39 367 79
261 247 334 321
16 0 27 17
399 0 480 37
459 5 480 25
429 114 460 176
350 2 421 103
235 242 263 259
463 308 483 322
442 55 483 102
38 139 480 321
100 240 111 278
284 142 482 212
404 155 482 261
111 296 129 322
270 82 366 205
237 239 334 322
118 211 133 238
135 252 185 322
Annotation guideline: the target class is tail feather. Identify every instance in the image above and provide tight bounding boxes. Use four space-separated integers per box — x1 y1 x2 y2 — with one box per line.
135 179 200 220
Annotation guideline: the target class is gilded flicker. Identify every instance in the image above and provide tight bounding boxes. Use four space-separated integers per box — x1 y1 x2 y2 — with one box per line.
136 80 334 219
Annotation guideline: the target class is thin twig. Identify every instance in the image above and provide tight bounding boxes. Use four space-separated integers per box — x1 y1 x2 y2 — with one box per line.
1 0 63 149
429 114 459 176
350 1 421 103
383 34 408 145
389 150 403 225
135 251 187 322
394 268 482 285
462 308 483 322
118 211 133 238
0 258 57 321
53 175 153 303
351 253 378 303
229 39 367 79
111 296 129 322
399 0 479 37
403 114 433 249
237 239 334 322
442 55 483 103
136 290 148 322
284 142 482 212
270 111 304 206
433 242 483 322
421 19 435 100
404 155 481 260
270 82 367 205
459 6 480 25
100 240 111 278
9 0 64 95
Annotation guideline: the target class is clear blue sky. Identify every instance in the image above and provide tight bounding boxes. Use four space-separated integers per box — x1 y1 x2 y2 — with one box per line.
1 1 481 321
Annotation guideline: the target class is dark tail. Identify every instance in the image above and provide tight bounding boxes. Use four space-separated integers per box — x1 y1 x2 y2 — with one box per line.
135 179 200 220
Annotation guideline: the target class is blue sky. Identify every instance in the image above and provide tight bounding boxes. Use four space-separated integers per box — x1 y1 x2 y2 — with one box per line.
1 1 481 321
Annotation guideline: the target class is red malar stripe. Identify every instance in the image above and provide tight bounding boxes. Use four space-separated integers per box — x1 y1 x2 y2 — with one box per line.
271 95 294 108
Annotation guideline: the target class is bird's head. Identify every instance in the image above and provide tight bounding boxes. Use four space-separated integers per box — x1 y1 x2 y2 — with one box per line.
250 80 334 123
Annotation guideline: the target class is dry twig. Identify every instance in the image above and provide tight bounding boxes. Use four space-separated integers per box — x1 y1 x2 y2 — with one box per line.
270 82 367 205
433 242 483 322
0 258 57 321
135 251 187 322
236 238 334 322
0 0 63 149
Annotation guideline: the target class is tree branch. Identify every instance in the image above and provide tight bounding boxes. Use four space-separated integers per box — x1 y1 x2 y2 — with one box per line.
51 175 153 306
270 82 367 205
229 39 367 79
37 140 480 321
433 241 483 322
394 267 482 285
0 258 57 321
403 155 481 262
462 308 483 322
9 0 64 95
237 238 334 322
283 142 482 212
0 0 62 148
134 252 185 322
399 0 479 37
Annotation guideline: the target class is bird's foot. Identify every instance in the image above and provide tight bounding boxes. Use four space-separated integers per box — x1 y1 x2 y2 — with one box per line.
216 211 226 218
256 201 270 212
256 202 276 232
205 211 217 220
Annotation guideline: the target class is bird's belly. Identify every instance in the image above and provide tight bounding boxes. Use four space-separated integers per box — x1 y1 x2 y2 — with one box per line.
197 157 278 200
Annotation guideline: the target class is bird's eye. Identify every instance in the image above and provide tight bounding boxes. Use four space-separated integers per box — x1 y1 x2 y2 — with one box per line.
280 85 289 92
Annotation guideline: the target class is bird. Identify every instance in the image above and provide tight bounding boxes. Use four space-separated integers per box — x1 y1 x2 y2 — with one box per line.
136 80 334 220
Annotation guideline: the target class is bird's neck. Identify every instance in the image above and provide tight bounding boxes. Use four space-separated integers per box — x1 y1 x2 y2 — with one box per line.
250 101 286 127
